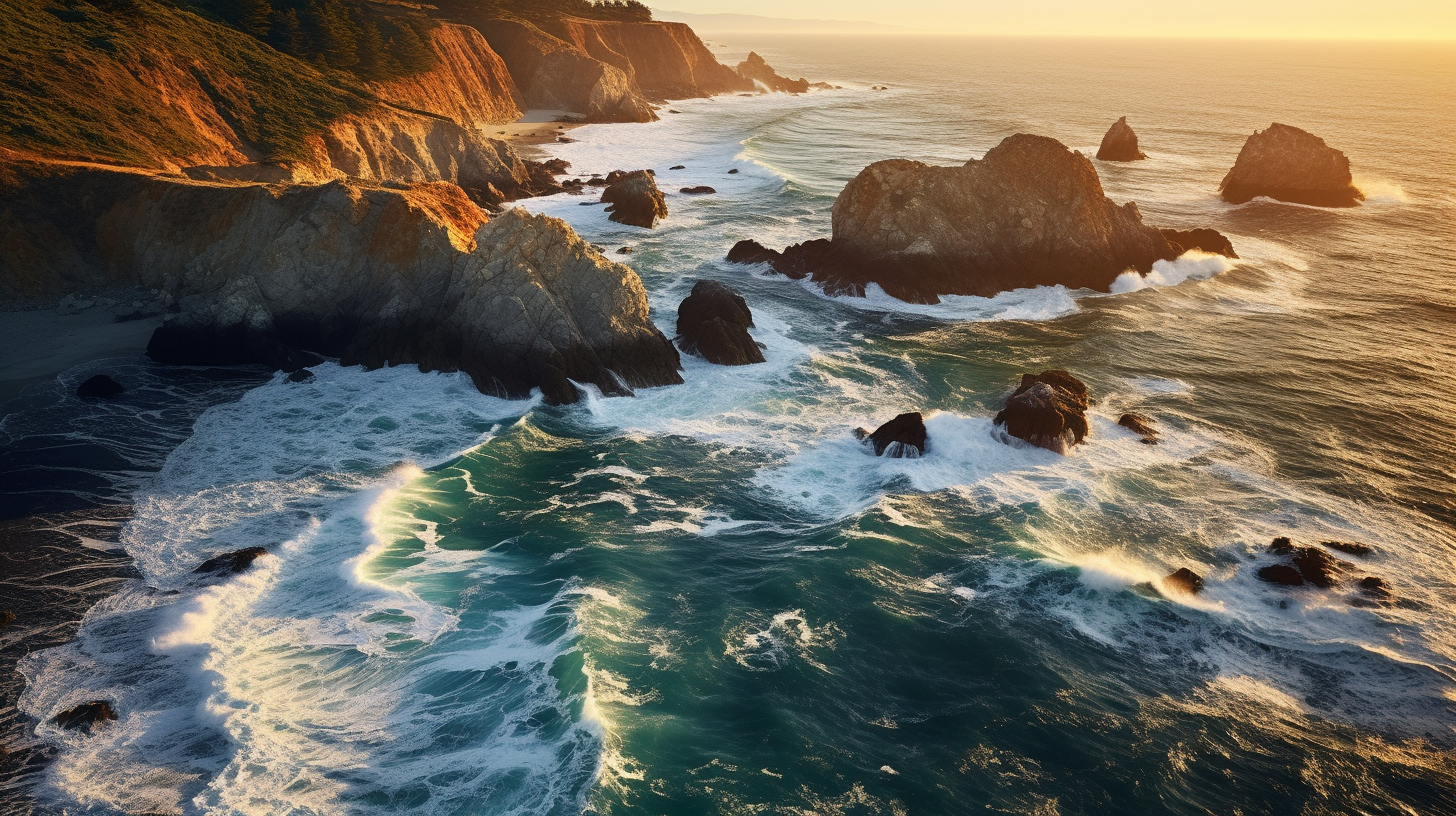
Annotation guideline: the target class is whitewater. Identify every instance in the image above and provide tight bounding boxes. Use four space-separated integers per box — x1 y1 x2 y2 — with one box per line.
6 34 1455 816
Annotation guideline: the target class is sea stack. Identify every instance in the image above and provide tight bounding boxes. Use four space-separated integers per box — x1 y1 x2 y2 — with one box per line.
728 135 1199 303
993 371 1090 454
675 280 764 366
736 52 811 94
855 412 928 458
1096 116 1146 161
1220 123 1364 207
601 170 668 228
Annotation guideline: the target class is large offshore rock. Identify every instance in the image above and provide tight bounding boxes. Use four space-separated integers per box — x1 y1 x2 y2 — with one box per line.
856 412 928 458
993 370 1090 454
736 135 1193 303
1095 116 1146 161
675 280 763 365
601 170 668 228
736 52 810 93
0 163 682 405
1219 123 1364 207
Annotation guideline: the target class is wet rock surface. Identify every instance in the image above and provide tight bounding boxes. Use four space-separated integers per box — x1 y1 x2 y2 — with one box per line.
601 170 668 228
1220 123 1364 207
856 412 928 458
675 280 764 366
994 370 1090 454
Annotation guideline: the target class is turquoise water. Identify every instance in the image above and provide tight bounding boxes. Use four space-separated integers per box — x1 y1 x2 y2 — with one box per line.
14 36 1456 815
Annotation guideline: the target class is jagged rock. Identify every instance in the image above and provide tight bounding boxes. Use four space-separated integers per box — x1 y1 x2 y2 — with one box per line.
543 158 571 174
286 369 315 383
675 280 763 366
856 412 928 458
1163 568 1204 595
1159 228 1238 259
1258 564 1304 586
76 375 124 400
1268 536 1294 555
53 701 117 731
726 240 782 266
1118 412 1159 444
753 135 1196 303
993 371 1090 454
1357 576 1394 605
601 170 668 228
1291 546 1349 588
736 52 811 93
1 166 682 405
680 186 716 195
194 547 269 576
1323 540 1373 557
1096 116 1146 161
1220 123 1364 207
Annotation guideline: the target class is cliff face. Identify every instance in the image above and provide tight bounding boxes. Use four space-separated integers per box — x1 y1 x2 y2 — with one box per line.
367 23 524 128
0 162 682 403
477 19 658 123
555 18 752 99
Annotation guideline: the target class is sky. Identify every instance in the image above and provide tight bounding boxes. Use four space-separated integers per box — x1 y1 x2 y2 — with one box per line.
654 0 1456 39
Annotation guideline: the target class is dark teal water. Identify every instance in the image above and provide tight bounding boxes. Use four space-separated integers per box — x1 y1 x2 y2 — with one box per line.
13 36 1456 816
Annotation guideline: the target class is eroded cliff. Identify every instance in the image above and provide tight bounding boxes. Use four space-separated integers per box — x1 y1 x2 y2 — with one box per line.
367 23 524 128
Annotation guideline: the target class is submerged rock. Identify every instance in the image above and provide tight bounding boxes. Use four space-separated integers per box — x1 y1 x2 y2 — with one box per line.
736 52 811 93
680 186 716 195
1096 116 1146 161
675 280 764 366
856 412 928 458
994 370 1090 454
1163 567 1204 595
1220 123 1364 207
1260 537 1354 589
53 701 117 731
286 369 315 383
1117 412 1160 444
194 547 269 576
76 374 124 400
739 135 1195 303
1159 228 1238 259
1323 540 1374 557
1257 564 1304 586
601 170 668 228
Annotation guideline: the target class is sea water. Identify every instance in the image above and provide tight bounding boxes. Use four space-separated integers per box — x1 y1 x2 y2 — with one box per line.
9 36 1456 815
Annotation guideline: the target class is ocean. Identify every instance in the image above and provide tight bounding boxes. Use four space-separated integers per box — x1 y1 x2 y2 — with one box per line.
3 35 1455 815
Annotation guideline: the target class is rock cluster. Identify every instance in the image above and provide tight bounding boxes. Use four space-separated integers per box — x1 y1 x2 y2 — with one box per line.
726 135 1221 303
736 52 811 93
675 280 764 366
53 701 117 731
1096 116 1146 161
1220 123 1364 207
601 170 668 228
993 370 1090 454
855 412 928 458
1255 536 1390 604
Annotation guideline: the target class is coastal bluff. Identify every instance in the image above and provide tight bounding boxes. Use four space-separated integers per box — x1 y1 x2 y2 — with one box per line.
0 162 682 404
729 134 1232 303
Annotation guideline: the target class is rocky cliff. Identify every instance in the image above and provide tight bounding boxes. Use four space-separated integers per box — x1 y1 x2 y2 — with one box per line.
476 18 657 123
367 23 524 128
0 161 682 404
555 18 752 99
1220 123 1364 207
728 135 1199 303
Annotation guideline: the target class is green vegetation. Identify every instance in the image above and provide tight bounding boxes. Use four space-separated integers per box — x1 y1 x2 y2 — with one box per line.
0 0 367 165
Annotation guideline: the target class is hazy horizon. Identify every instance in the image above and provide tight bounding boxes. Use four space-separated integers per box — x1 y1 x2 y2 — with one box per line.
654 1 1456 40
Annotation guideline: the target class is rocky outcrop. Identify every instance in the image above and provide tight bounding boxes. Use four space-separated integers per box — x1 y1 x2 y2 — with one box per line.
993 370 1090 454
554 18 753 100
1159 228 1238 259
1117 412 1159 444
478 19 658 123
368 24 523 128
76 375 125 400
601 170 667 228
855 412 928 458
675 280 764 365
736 52 810 93
1096 117 1146 161
1220 123 1364 207
194 547 269 576
1163 568 1204 595
1259 537 1354 589
0 163 682 404
727 135 1203 303
53 701 117 731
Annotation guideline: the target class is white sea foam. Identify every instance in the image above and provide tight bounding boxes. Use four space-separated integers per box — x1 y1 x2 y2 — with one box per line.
1110 251 1237 294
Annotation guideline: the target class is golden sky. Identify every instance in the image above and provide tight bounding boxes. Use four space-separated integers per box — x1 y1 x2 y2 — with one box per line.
656 0 1456 39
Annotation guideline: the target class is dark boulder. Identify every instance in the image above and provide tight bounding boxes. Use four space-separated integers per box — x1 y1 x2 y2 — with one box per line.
1159 228 1238 259
542 158 570 174
1257 564 1304 586
1268 536 1294 556
1117 412 1159 444
670 165 686 170
76 374 124 400
194 546 269 576
993 370 1090 454
675 280 764 366
601 170 667 228
727 169 739 174
53 701 117 731
1291 546 1349 588
1220 123 1364 207
726 240 782 266
1357 576 1394 604
1163 567 1204 595
617 246 632 254
855 412 928 458
1096 116 1146 162
680 186 717 195
586 177 608 187
1323 540 1373 557
286 369 314 383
